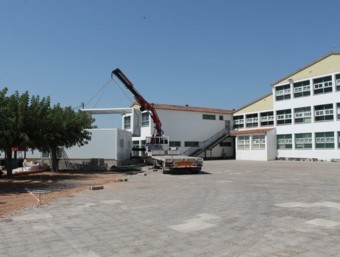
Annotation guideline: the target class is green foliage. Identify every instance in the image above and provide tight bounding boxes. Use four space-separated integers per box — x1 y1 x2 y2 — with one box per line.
0 88 95 175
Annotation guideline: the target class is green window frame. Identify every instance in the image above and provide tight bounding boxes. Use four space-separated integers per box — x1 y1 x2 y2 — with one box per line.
142 112 149 127
336 74 340 91
238 135 250 150
169 141 181 147
276 109 292 125
294 107 311 124
275 84 291 101
314 104 334 122
233 115 244 129
293 80 311 98
124 116 131 129
245 113 258 128
260 111 274 126
252 135 265 150
295 133 312 149
313 75 333 94
203 114 216 120
184 141 199 147
277 134 292 149
315 132 334 149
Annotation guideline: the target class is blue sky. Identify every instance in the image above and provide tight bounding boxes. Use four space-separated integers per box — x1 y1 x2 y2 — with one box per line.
1 0 340 127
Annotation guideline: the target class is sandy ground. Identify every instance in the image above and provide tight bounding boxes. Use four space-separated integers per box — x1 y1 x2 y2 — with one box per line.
0 170 126 217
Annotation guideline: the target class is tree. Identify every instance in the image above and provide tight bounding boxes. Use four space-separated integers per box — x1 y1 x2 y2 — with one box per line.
0 88 31 177
34 104 94 172
0 88 94 177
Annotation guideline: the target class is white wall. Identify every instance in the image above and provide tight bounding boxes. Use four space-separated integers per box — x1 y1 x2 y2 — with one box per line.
129 108 233 158
266 129 277 160
236 149 268 161
121 108 142 137
159 109 231 141
65 128 132 161
235 130 276 161
274 74 340 161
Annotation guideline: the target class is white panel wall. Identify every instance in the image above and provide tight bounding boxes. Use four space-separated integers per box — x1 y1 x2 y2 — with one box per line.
273 72 340 161
236 149 268 161
65 128 132 161
130 108 233 157
235 130 276 161
121 108 142 137
116 128 133 160
157 109 232 143
266 129 277 160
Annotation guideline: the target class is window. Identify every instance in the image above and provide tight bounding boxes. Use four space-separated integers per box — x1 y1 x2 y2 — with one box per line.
233 115 244 129
294 107 311 124
132 140 142 152
245 113 258 128
277 134 292 149
260 111 274 126
314 104 334 121
169 141 181 147
313 75 332 94
124 116 131 129
203 114 216 120
184 141 199 147
315 132 334 149
220 141 232 147
238 136 250 150
275 84 291 101
338 132 340 148
276 109 292 125
293 80 310 98
219 115 224 121
336 74 340 91
142 112 149 127
295 133 312 149
252 135 265 150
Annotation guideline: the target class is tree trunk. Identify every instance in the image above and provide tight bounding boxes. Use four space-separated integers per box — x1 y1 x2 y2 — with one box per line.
5 149 13 178
50 148 59 172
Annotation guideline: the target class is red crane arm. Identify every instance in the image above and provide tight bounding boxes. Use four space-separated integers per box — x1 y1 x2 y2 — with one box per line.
111 68 164 137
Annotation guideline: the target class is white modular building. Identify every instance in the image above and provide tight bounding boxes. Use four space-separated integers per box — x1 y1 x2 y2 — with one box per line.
61 108 138 167
64 128 132 167
123 104 235 159
233 52 340 161
22 108 137 169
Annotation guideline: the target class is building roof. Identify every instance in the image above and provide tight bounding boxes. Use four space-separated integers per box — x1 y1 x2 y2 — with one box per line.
151 103 234 115
234 93 272 114
271 52 340 86
230 128 273 136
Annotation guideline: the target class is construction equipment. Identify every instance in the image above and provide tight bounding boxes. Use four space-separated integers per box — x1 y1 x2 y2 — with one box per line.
111 68 203 173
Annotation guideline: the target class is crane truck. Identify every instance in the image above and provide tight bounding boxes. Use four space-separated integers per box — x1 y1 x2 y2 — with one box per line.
111 68 203 173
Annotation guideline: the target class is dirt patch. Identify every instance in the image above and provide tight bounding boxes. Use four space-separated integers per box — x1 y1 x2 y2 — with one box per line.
0 171 126 217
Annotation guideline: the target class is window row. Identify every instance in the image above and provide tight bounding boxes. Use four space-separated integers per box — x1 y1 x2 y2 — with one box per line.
234 103 340 128
275 73 340 101
133 140 201 148
276 103 337 125
126 112 226 130
237 135 266 150
277 131 340 149
234 111 274 129
202 114 224 121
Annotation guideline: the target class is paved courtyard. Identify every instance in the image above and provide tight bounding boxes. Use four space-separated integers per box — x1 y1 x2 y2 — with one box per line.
1 160 340 257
